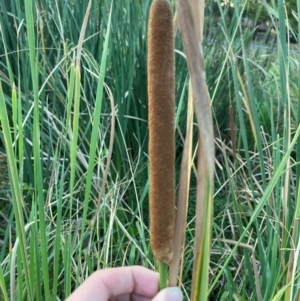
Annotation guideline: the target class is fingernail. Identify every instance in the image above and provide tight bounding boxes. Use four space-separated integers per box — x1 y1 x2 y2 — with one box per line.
166 287 183 301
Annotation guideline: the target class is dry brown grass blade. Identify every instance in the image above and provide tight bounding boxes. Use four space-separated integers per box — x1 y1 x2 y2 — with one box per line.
175 0 214 298
174 0 204 40
170 0 206 286
169 81 194 286
76 0 92 68
175 0 214 178
188 0 204 43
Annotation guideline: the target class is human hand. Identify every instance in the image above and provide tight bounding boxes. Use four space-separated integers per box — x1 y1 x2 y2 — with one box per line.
65 266 183 301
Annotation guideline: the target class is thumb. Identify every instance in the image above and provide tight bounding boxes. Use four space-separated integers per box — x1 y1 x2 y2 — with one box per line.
152 287 183 301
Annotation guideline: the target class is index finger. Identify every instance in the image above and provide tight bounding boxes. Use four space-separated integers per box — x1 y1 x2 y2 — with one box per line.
65 266 159 301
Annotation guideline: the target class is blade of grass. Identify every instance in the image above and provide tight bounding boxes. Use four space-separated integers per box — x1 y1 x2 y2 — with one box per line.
65 0 93 292
222 38 258 295
297 0 300 209
65 64 81 296
0 261 9 301
169 81 193 286
65 63 76 133
0 12 14 85
76 1 113 279
25 0 51 298
289 184 300 300
0 82 33 299
52 155 65 299
16 247 23 301
275 2 293 300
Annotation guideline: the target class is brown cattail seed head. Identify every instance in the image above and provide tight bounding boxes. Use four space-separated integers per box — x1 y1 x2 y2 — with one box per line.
148 0 175 265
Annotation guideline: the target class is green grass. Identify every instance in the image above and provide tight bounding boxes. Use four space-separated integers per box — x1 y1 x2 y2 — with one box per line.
0 0 300 300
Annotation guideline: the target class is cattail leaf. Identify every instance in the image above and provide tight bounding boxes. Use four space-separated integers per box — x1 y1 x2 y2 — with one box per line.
175 0 215 299
169 81 194 286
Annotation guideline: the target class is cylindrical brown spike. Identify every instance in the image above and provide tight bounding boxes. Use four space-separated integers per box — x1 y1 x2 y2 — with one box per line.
148 0 175 265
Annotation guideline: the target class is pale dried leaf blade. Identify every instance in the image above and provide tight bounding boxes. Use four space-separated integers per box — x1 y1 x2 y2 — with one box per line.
76 0 92 67
175 0 215 299
188 0 204 42
176 0 214 179
169 81 194 286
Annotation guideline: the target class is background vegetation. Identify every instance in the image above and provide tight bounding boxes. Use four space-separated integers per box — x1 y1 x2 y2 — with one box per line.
0 0 300 300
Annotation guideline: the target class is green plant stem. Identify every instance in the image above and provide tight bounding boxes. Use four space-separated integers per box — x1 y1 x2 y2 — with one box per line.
159 261 168 290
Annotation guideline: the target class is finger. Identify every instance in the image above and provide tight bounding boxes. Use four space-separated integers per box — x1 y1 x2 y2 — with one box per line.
110 293 152 301
65 266 159 301
109 287 183 301
152 287 183 301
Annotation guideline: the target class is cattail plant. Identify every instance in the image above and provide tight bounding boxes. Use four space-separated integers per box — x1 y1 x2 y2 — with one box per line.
147 0 214 297
147 0 175 289
171 0 215 299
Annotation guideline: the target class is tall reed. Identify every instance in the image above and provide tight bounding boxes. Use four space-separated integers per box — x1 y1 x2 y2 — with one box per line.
173 0 215 299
